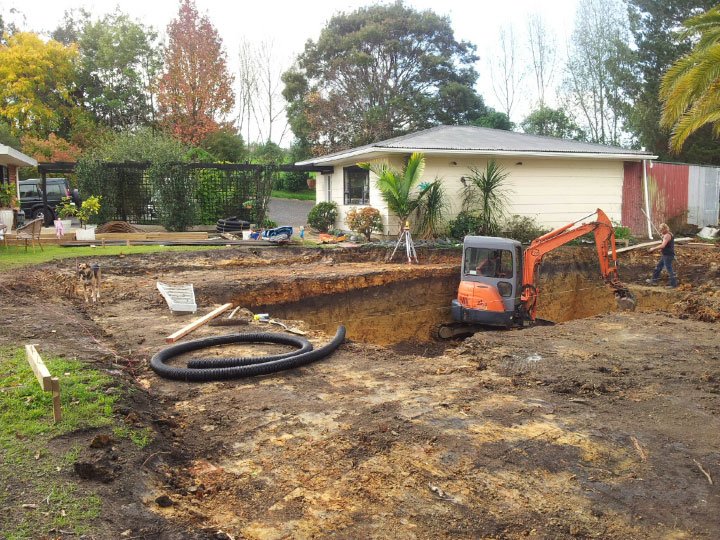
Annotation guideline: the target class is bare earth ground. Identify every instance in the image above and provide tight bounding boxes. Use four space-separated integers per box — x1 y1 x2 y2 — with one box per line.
0 244 719 539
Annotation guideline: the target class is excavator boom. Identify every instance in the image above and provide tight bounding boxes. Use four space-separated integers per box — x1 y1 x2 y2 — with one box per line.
519 209 636 322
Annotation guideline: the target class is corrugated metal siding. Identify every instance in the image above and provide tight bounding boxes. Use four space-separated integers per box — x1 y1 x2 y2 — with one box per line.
688 166 720 226
646 162 689 227
622 162 644 234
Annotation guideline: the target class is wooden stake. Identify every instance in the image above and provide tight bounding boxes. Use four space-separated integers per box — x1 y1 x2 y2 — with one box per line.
126 239 131 247
25 344 51 391
165 303 233 343
25 345 61 423
101 238 106 248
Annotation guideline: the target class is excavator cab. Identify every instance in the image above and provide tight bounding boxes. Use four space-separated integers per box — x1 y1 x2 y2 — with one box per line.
450 237 523 328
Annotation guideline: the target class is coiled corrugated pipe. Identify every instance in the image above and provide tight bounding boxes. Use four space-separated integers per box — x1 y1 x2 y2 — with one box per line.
150 327 346 381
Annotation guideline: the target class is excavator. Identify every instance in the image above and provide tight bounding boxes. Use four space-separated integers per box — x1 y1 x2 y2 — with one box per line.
432 208 637 340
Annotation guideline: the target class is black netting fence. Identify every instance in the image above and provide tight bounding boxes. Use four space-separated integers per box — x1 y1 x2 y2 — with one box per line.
76 161 277 230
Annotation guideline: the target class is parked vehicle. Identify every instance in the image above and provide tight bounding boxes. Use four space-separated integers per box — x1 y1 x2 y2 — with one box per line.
19 178 81 226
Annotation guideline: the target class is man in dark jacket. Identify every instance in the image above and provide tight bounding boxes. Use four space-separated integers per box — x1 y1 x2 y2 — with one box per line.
647 223 678 288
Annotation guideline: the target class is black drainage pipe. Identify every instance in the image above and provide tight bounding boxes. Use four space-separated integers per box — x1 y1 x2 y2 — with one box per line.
150 327 346 382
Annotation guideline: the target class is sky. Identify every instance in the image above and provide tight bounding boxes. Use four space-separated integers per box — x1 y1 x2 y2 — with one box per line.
4 0 580 145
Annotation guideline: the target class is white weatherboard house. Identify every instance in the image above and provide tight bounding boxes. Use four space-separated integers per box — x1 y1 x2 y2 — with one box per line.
296 125 656 235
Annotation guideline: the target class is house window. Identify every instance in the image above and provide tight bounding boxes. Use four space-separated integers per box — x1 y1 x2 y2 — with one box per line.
326 175 332 202
343 166 369 205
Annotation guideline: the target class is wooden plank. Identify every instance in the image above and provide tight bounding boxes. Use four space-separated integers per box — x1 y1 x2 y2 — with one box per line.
616 237 693 254
166 303 233 343
51 377 62 423
25 344 52 391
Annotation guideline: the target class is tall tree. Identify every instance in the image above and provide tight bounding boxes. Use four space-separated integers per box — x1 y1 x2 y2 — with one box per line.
432 81 512 128
562 0 634 146
157 0 235 145
283 2 479 155
526 13 556 108
521 106 586 140
660 6 720 154
75 10 161 130
626 0 720 163
489 25 525 118
0 32 78 138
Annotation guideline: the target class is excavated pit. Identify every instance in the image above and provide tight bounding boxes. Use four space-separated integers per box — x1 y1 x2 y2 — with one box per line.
219 259 677 346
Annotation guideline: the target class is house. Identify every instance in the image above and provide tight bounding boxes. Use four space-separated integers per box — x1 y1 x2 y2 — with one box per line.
0 145 37 230
0 144 37 187
296 125 657 235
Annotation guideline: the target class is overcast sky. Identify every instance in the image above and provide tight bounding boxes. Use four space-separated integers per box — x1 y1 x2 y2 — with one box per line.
4 0 580 144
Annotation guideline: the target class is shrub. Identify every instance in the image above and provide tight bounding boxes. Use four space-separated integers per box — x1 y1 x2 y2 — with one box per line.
449 211 486 239
501 215 551 244
280 171 308 192
415 180 448 239
345 206 383 241
307 202 338 233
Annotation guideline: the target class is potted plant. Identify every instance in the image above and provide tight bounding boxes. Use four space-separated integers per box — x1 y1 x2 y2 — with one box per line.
55 196 77 231
307 176 317 190
74 195 102 241
0 182 17 231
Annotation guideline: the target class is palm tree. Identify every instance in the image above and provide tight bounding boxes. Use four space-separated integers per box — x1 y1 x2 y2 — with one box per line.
462 159 510 236
358 152 427 234
660 6 720 153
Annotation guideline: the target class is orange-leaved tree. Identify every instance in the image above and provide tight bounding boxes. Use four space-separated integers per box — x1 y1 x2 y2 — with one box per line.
156 0 235 146
22 134 83 163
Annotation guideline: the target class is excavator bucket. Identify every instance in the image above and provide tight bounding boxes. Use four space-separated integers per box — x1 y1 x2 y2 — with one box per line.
615 292 637 312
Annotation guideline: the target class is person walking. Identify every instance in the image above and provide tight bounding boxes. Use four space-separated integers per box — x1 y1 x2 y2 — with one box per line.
647 223 678 288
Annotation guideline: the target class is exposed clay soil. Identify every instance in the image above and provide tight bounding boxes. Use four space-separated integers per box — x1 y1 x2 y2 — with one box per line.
0 243 719 539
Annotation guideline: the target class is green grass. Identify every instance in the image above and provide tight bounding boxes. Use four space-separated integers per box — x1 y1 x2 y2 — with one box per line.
113 425 153 448
0 347 118 538
271 188 316 201
0 244 222 271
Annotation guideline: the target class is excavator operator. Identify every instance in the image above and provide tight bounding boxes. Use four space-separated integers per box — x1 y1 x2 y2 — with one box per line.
477 250 509 278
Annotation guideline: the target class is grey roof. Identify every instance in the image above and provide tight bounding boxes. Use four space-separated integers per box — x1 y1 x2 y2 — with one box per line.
296 125 655 165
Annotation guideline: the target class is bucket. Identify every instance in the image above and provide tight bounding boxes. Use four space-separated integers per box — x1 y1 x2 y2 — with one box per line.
242 229 252 240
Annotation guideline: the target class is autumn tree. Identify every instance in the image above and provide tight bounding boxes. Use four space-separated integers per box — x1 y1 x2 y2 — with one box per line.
22 134 82 162
0 33 78 138
157 0 235 145
283 3 480 154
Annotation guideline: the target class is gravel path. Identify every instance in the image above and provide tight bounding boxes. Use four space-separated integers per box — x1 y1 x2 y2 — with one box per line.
267 197 315 228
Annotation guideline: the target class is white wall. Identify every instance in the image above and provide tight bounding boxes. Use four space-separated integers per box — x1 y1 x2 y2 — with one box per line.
318 154 626 235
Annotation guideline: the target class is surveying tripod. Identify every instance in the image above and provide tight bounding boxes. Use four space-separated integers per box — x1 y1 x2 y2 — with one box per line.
389 220 418 264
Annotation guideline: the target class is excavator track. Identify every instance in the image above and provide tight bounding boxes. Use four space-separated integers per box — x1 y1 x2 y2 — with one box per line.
430 322 479 341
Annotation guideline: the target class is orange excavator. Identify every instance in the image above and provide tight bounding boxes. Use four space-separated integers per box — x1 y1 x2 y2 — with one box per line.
432 208 637 340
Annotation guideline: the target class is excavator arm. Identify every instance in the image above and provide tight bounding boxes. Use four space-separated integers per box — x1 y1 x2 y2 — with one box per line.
518 209 636 323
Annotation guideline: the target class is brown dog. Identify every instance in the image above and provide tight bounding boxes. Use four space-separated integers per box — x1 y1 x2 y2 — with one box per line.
77 261 101 303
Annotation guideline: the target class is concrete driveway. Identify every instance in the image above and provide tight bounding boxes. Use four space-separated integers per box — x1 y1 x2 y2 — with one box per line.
267 197 315 228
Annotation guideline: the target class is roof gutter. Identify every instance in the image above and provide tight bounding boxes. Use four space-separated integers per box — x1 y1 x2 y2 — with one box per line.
298 147 658 166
